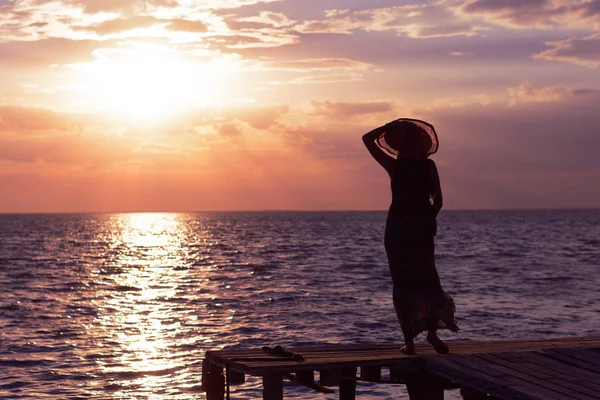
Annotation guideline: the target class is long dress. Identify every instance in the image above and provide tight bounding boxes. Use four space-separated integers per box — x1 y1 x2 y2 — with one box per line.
384 158 458 340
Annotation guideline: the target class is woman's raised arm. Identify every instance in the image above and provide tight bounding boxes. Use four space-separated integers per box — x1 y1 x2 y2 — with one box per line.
362 124 395 175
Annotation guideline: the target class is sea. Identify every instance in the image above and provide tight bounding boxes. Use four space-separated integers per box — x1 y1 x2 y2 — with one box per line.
1 210 599 399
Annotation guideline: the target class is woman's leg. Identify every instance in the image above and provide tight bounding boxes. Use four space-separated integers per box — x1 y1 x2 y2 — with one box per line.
401 325 415 355
426 318 449 354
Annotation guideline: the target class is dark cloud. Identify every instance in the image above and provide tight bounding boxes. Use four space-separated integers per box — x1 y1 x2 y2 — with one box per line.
419 91 600 175
582 0 600 17
402 92 600 208
280 92 600 209
459 0 600 28
416 22 483 38
462 0 550 13
534 33 600 67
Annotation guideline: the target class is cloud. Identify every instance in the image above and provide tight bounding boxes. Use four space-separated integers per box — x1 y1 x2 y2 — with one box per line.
64 0 175 14
233 11 296 28
0 106 81 136
60 0 280 14
534 33 600 67
310 100 394 118
167 18 210 32
268 72 366 85
0 38 109 67
249 57 372 86
72 16 165 35
413 91 600 208
262 57 371 71
0 0 284 48
507 82 595 106
70 15 209 36
227 104 290 130
457 0 600 29
213 30 298 49
2 91 600 211
295 3 486 38
217 123 242 137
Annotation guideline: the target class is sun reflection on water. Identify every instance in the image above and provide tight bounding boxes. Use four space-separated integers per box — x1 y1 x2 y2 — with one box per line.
92 213 200 397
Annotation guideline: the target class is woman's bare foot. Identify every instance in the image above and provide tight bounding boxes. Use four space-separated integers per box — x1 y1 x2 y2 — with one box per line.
427 334 449 354
401 341 415 355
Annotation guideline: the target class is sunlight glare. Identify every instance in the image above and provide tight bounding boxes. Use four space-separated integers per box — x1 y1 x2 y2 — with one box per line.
71 46 230 121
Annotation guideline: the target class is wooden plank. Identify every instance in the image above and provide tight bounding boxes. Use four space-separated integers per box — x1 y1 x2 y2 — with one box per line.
505 352 600 394
546 348 600 369
226 356 421 375
262 374 283 400
472 353 600 399
474 353 599 399
514 352 600 383
202 335 600 400
205 337 600 369
540 352 600 381
206 336 600 362
490 353 553 379
427 357 543 400
339 367 356 400
430 354 581 400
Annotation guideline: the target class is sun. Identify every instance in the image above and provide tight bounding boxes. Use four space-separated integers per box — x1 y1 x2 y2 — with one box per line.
70 45 231 121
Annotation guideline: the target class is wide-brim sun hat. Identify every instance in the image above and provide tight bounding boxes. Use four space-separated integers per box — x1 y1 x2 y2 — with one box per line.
375 118 439 157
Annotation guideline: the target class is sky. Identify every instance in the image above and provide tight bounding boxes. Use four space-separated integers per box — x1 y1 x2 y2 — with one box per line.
0 0 599 212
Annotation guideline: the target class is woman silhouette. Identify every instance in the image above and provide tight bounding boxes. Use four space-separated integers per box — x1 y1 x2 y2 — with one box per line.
362 118 458 354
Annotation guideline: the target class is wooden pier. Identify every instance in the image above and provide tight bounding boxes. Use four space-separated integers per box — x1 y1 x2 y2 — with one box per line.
202 336 600 400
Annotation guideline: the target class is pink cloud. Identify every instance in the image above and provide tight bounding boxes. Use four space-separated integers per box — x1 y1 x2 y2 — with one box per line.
0 106 81 135
507 82 595 106
310 100 394 118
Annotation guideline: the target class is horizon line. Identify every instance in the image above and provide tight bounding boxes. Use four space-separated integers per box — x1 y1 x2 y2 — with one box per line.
1 207 599 215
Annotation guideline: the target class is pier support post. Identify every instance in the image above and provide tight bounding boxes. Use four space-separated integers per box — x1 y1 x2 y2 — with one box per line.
204 362 225 400
263 374 283 400
405 372 444 400
320 369 342 386
360 366 382 382
339 367 357 400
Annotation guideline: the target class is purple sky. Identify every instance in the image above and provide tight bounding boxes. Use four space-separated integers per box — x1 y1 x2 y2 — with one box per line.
0 0 599 212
